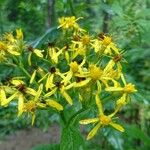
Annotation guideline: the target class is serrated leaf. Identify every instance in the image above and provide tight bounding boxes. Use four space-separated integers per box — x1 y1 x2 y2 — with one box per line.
60 127 85 150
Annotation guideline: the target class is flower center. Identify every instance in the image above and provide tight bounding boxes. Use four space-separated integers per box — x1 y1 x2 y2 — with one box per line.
70 61 79 73
25 101 36 112
103 36 112 46
81 35 90 45
90 65 103 80
100 115 111 125
123 83 137 93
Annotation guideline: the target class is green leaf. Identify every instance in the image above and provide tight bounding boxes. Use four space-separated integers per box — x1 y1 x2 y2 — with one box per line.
126 125 150 146
31 144 60 150
60 127 85 150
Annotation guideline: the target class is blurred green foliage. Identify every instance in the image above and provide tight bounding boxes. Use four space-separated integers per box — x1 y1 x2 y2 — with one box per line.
0 0 150 150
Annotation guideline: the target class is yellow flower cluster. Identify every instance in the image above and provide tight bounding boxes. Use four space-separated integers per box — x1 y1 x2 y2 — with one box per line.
0 16 137 139
0 29 25 62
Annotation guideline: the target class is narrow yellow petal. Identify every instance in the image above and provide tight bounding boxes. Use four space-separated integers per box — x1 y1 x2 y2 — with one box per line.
87 123 101 140
121 73 126 86
105 87 123 92
36 102 46 108
18 94 24 117
65 51 70 63
46 74 51 91
30 70 37 84
1 92 17 106
79 118 99 124
97 81 101 93
63 71 73 85
46 74 54 91
61 90 73 105
16 29 23 40
28 52 32 66
0 88 6 101
11 79 24 86
104 60 115 73
34 49 43 58
110 122 125 132
26 88 37 96
95 94 104 115
44 88 57 98
34 84 43 102
7 48 20 55
74 79 90 88
31 113 36 126
64 82 76 90
38 73 48 83
46 99 63 111
110 43 120 54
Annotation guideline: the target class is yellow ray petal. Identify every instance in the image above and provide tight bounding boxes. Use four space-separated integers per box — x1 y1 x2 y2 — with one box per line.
34 49 43 58
104 60 115 73
87 122 101 140
11 79 24 86
38 73 48 83
121 73 126 86
1 92 17 106
31 113 36 126
74 79 90 88
95 94 104 115
46 74 54 91
97 81 101 93
26 88 37 96
46 99 63 111
0 88 6 102
79 118 99 124
64 82 75 90
110 122 124 132
30 70 37 84
34 84 43 102
105 87 123 92
61 90 73 105
44 88 57 98
63 71 73 85
18 94 24 116
28 52 32 66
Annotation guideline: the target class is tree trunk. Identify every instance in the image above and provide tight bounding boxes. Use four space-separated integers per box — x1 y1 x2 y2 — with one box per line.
47 0 55 28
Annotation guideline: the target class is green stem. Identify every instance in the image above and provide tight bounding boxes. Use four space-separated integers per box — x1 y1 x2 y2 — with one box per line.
67 108 87 127
60 111 67 125
19 66 31 78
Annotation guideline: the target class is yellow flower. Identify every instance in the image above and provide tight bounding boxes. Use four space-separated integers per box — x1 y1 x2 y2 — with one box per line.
3 32 15 43
30 70 37 84
38 67 65 91
99 35 120 55
105 82 137 94
62 58 86 85
48 46 62 64
27 46 43 66
44 81 75 105
79 94 124 140
16 29 23 40
58 16 82 30
91 39 103 53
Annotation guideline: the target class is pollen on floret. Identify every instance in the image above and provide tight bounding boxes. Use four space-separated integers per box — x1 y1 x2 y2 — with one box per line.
123 83 137 93
70 61 79 73
90 65 103 80
103 36 112 46
81 35 90 45
99 115 111 125
24 101 36 112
